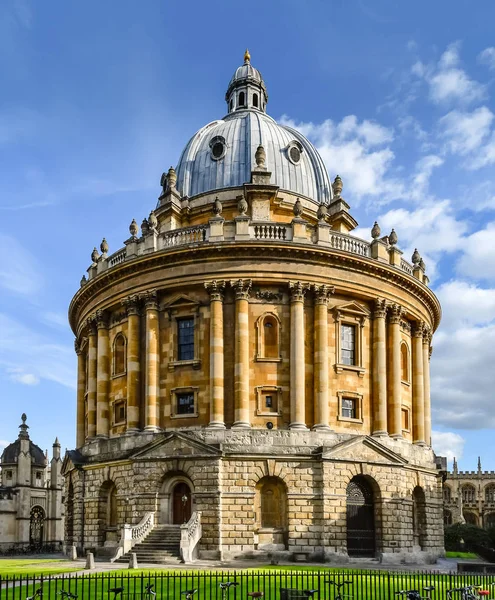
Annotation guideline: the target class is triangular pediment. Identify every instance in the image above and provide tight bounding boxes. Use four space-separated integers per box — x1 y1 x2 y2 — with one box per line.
333 300 370 317
163 294 200 310
320 435 408 465
61 449 86 476
132 432 221 460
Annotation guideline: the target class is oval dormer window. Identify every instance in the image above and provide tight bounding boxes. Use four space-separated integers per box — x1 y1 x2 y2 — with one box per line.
287 141 303 165
210 135 226 161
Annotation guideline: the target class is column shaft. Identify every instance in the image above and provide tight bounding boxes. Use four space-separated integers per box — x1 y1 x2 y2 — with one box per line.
388 304 402 438
372 299 388 436
412 323 425 445
123 295 141 432
144 290 160 431
290 282 308 430
86 323 97 439
423 331 432 447
75 341 86 447
232 279 251 428
206 281 226 428
313 285 333 430
96 311 110 438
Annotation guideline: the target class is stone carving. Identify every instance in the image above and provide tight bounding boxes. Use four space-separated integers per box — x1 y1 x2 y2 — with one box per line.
238 196 248 215
373 298 387 319
389 229 398 246
412 320 425 338
255 290 283 302
86 315 97 335
316 204 327 222
141 289 158 310
122 294 141 316
80 275 87 287
74 339 82 355
205 280 226 301
293 198 303 217
419 257 426 271
91 247 100 264
371 222 381 240
100 238 109 255
95 309 109 329
230 279 252 300
129 219 139 239
166 166 177 190
212 197 222 216
141 218 150 236
255 144 266 169
400 319 412 334
148 210 158 230
388 303 403 324
412 248 421 265
111 311 127 326
289 281 309 302
332 174 343 196
313 284 335 304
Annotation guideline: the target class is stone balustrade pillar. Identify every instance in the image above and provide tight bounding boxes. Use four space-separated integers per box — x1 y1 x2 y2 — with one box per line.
86 318 97 439
122 295 141 432
75 339 86 448
231 279 252 429
313 284 334 430
289 281 309 430
412 322 426 445
424 330 432 447
372 299 388 436
205 280 226 428
388 304 403 438
95 310 110 438
144 290 160 431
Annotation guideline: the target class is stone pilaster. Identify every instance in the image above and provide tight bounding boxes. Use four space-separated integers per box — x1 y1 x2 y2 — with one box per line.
372 298 388 436
205 280 226 429
143 289 160 431
412 322 426 446
388 303 403 438
289 281 309 430
231 279 252 429
423 327 432 447
122 294 141 432
75 339 86 448
95 309 110 438
86 318 97 440
313 284 334 430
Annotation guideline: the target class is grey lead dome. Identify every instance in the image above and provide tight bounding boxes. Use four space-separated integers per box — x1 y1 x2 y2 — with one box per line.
175 52 333 205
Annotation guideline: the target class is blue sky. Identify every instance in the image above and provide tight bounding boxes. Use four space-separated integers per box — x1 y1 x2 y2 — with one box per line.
1 0 495 471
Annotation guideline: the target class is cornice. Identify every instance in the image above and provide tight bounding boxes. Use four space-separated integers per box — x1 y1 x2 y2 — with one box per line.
69 242 441 335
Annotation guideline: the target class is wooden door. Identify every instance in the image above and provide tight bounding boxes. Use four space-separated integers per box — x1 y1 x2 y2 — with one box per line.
173 482 192 524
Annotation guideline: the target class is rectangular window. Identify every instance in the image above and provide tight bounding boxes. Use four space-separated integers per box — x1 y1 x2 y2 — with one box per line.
5 470 12 479
178 318 194 361
114 400 126 424
341 397 356 419
341 324 356 366
177 392 195 415
265 395 273 409
402 408 410 431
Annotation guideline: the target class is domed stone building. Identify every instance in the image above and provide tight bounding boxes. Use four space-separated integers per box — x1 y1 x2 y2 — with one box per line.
63 51 444 563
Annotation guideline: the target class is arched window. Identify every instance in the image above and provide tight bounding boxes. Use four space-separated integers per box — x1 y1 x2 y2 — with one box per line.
239 91 245 107
113 333 126 376
229 99 233 111
108 485 118 528
256 313 281 360
462 485 476 503
98 481 118 544
253 93 259 108
401 342 410 382
443 485 452 503
486 485 495 503
30 506 45 547
444 509 453 526
346 476 377 557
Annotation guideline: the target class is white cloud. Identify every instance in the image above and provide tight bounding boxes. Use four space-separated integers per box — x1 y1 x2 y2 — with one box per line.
7 368 40 386
439 107 494 156
478 47 495 70
0 235 43 296
431 431 465 462
436 281 495 329
456 222 495 280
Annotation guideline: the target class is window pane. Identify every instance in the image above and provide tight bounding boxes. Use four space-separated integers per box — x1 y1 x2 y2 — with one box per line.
177 393 195 414
178 318 194 361
342 398 356 419
341 324 356 365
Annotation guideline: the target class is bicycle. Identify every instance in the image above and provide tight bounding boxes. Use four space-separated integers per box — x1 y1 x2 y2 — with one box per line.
181 589 197 600
446 585 495 600
395 586 434 600
220 582 239 600
58 591 78 600
27 590 43 600
325 579 353 600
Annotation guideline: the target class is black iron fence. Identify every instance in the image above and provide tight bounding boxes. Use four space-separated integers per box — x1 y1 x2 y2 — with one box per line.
2 570 495 600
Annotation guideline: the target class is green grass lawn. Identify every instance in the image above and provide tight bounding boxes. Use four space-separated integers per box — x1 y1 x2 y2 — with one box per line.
445 551 479 559
0 558 81 577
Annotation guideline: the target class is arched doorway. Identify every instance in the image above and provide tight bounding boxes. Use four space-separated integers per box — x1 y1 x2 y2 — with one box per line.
30 506 45 548
98 481 118 545
172 482 192 524
255 476 288 549
346 477 376 557
412 486 426 550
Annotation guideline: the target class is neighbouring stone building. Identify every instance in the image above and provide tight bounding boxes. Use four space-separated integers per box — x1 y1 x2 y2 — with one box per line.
63 51 444 563
0 414 63 552
444 458 495 529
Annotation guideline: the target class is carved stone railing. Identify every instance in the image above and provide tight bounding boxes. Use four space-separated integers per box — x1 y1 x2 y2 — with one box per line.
329 231 369 257
108 248 127 268
180 511 202 564
110 511 155 563
400 258 414 275
162 225 207 247
251 223 291 241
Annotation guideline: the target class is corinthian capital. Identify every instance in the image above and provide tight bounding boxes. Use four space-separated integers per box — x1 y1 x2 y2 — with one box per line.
95 309 109 329
412 320 425 338
388 303 403 324
122 294 141 316
230 279 252 300
422 323 432 344
313 284 335 305
141 289 158 310
373 298 387 319
205 280 226 302
74 339 82 355
86 315 97 336
289 281 310 302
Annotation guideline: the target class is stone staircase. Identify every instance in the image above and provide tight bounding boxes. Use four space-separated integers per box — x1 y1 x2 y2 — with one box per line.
116 524 182 564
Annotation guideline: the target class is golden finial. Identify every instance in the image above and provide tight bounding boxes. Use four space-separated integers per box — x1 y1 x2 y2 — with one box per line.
244 48 251 63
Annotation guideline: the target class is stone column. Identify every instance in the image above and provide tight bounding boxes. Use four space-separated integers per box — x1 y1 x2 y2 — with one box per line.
289 281 309 430
231 279 252 429
313 284 334 430
95 310 110 438
205 280 226 428
144 289 160 431
372 299 388 436
86 318 97 439
122 295 141 432
75 339 86 448
423 330 432 447
412 322 425 445
388 304 402 438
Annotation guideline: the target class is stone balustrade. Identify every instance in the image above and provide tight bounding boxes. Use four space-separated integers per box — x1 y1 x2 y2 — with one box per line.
180 511 202 564
111 511 155 562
